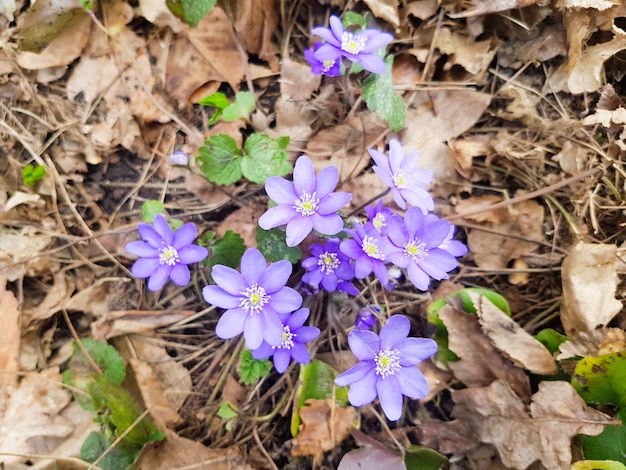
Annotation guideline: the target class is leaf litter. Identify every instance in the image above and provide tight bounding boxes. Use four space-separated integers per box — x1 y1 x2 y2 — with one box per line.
1 0 626 468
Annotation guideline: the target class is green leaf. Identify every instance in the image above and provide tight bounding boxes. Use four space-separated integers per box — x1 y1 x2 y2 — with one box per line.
67 338 126 389
579 408 626 463
142 200 164 222
362 56 405 132
88 378 164 447
217 401 239 420
206 230 246 281
80 431 138 470
22 164 46 187
241 134 291 184
291 360 349 437
404 445 448 470
78 0 93 11
572 352 626 406
239 349 272 385
166 0 216 28
573 460 626 470
535 328 568 354
222 91 255 122
342 11 367 28
256 226 301 263
198 134 243 185
198 91 229 125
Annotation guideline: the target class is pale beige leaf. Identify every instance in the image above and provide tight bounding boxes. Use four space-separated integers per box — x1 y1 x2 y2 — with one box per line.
567 33 626 93
560 242 623 336
564 0 618 10
450 0 539 18
363 0 400 27
557 328 626 360
138 0 182 32
0 228 54 281
0 277 19 387
452 380 616 470
439 305 531 402
469 292 558 375
91 309 196 339
17 11 90 70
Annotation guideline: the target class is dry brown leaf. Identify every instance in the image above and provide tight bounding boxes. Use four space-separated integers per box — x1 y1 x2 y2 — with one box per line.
556 328 626 360
214 204 265 248
450 0 540 18
455 195 508 224
551 140 591 175
163 7 245 103
0 368 74 465
439 304 531 402
225 0 278 69
291 398 356 461
91 309 196 339
435 28 498 76
363 0 400 27
0 227 54 281
3 191 44 213
0 277 19 387
414 420 479 455
17 11 90 70
306 111 388 183
138 0 182 32
22 272 73 329
465 199 545 269
469 292 558 375
401 90 491 183
560 242 623 336
138 429 254 469
452 380 616 470
402 0 437 21
129 358 182 427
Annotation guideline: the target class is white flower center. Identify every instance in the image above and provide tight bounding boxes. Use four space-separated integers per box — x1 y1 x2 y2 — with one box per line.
159 246 179 266
392 170 410 189
341 31 367 55
372 213 386 232
240 284 270 314
374 347 401 379
277 325 295 349
318 251 340 274
294 191 319 216
322 59 336 72
404 239 427 261
361 236 384 260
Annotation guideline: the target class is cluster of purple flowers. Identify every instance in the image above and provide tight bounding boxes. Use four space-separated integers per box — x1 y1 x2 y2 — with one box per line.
123 16 468 423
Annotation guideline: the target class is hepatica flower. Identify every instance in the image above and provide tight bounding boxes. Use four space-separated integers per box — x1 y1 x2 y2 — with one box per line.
304 41 341 76
252 308 320 373
258 156 352 247
312 15 393 74
385 208 464 291
355 305 379 331
125 214 208 291
302 238 357 294
202 248 303 350
335 315 437 421
370 139 435 212
364 200 393 235
340 221 390 288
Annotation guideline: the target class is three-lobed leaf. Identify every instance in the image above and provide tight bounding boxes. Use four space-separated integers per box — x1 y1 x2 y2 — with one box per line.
241 134 291 184
198 134 243 185
362 56 405 132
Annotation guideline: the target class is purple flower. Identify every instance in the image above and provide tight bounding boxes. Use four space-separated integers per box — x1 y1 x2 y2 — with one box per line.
301 238 357 294
258 156 352 247
312 15 393 74
170 150 189 166
252 308 320 373
340 222 390 288
355 305 379 330
125 214 208 291
335 315 437 421
384 208 462 291
202 248 303 350
426 214 468 257
364 200 394 235
370 139 434 212
304 42 341 76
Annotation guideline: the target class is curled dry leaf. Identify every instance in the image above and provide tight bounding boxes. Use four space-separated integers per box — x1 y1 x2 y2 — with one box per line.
452 380 617 470
362 0 400 27
291 398 356 462
560 242 623 336
556 327 626 361
439 304 531 402
469 292 558 375
414 420 479 455
91 309 196 340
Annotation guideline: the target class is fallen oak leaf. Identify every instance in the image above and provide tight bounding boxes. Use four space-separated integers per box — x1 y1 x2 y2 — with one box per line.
452 380 617 470
439 304 531 402
469 291 558 375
